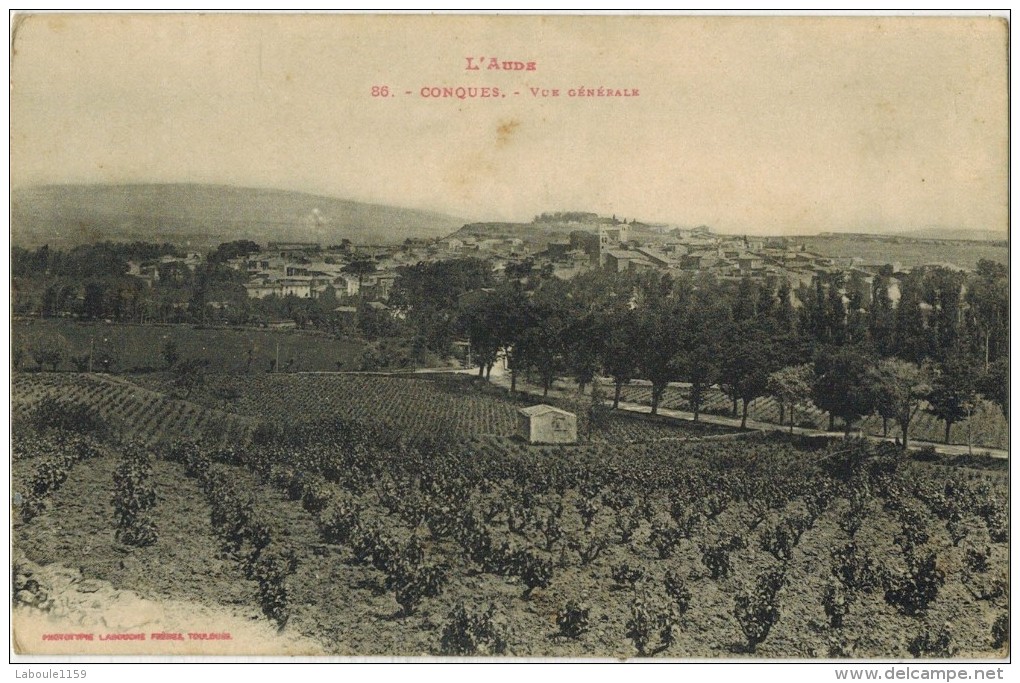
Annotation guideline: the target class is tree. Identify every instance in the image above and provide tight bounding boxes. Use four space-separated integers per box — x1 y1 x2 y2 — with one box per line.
209 240 260 263
720 328 777 429
32 346 63 372
587 380 611 441
41 285 60 317
161 340 181 370
518 322 563 397
674 295 729 422
390 258 493 312
980 357 1008 421
774 280 797 336
634 297 682 415
601 309 640 409
732 277 757 322
357 301 402 339
676 342 720 423
894 273 930 364
158 261 194 288
389 258 495 359
504 259 535 281
868 272 896 357
921 267 966 361
490 283 533 394
845 270 869 345
93 349 118 373
868 359 930 450
31 334 69 372
521 280 573 397
459 292 502 378
172 357 209 399
755 282 777 323
83 281 105 320
767 364 813 433
966 260 1009 370
926 357 978 444
812 346 877 438
343 256 378 291
800 278 827 345
824 278 848 345
564 311 603 394
12 342 29 371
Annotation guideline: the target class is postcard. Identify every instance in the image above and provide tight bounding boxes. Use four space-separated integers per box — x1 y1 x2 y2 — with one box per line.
10 13 1009 660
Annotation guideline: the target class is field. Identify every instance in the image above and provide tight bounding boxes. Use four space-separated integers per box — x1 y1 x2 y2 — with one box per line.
13 319 367 373
796 235 1007 270
10 371 1009 658
11 373 254 446
616 384 1009 451
128 371 738 444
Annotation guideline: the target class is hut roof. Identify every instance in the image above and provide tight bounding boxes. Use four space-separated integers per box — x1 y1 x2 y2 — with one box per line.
518 404 574 417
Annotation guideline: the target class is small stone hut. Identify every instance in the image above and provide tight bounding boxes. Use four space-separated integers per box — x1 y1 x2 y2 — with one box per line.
517 404 577 444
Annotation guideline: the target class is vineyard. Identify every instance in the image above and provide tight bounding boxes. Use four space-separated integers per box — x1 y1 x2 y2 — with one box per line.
11 373 255 446
130 372 738 445
11 374 1009 657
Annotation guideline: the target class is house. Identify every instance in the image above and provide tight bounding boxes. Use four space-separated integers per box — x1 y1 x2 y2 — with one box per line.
736 253 764 273
603 249 652 273
632 247 674 268
279 277 317 298
680 251 721 270
517 405 577 444
245 275 331 299
744 237 765 252
373 274 397 300
245 281 281 299
333 275 360 298
476 238 505 252
136 263 161 287
266 241 321 258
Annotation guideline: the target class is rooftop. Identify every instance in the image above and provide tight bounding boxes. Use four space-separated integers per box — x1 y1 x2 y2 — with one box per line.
519 404 574 417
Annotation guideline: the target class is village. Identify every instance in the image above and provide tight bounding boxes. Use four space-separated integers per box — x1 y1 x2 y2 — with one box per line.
117 213 922 324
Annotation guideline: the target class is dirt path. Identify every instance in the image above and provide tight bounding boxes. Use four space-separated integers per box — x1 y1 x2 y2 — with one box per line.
12 451 326 655
13 558 325 655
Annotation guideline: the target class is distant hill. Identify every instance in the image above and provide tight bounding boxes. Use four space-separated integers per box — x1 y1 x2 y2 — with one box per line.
11 183 465 249
812 228 1007 243
890 227 1008 243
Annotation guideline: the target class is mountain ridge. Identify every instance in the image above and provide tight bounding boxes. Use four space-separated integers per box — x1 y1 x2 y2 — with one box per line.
11 183 466 248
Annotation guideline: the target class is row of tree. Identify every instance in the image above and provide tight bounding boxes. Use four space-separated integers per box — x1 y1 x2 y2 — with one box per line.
451 263 1007 446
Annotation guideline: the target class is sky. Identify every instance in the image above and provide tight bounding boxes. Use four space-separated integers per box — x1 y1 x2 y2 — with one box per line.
10 13 1009 236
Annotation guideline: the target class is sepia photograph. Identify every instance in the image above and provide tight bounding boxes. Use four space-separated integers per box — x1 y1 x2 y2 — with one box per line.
8 12 1010 665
